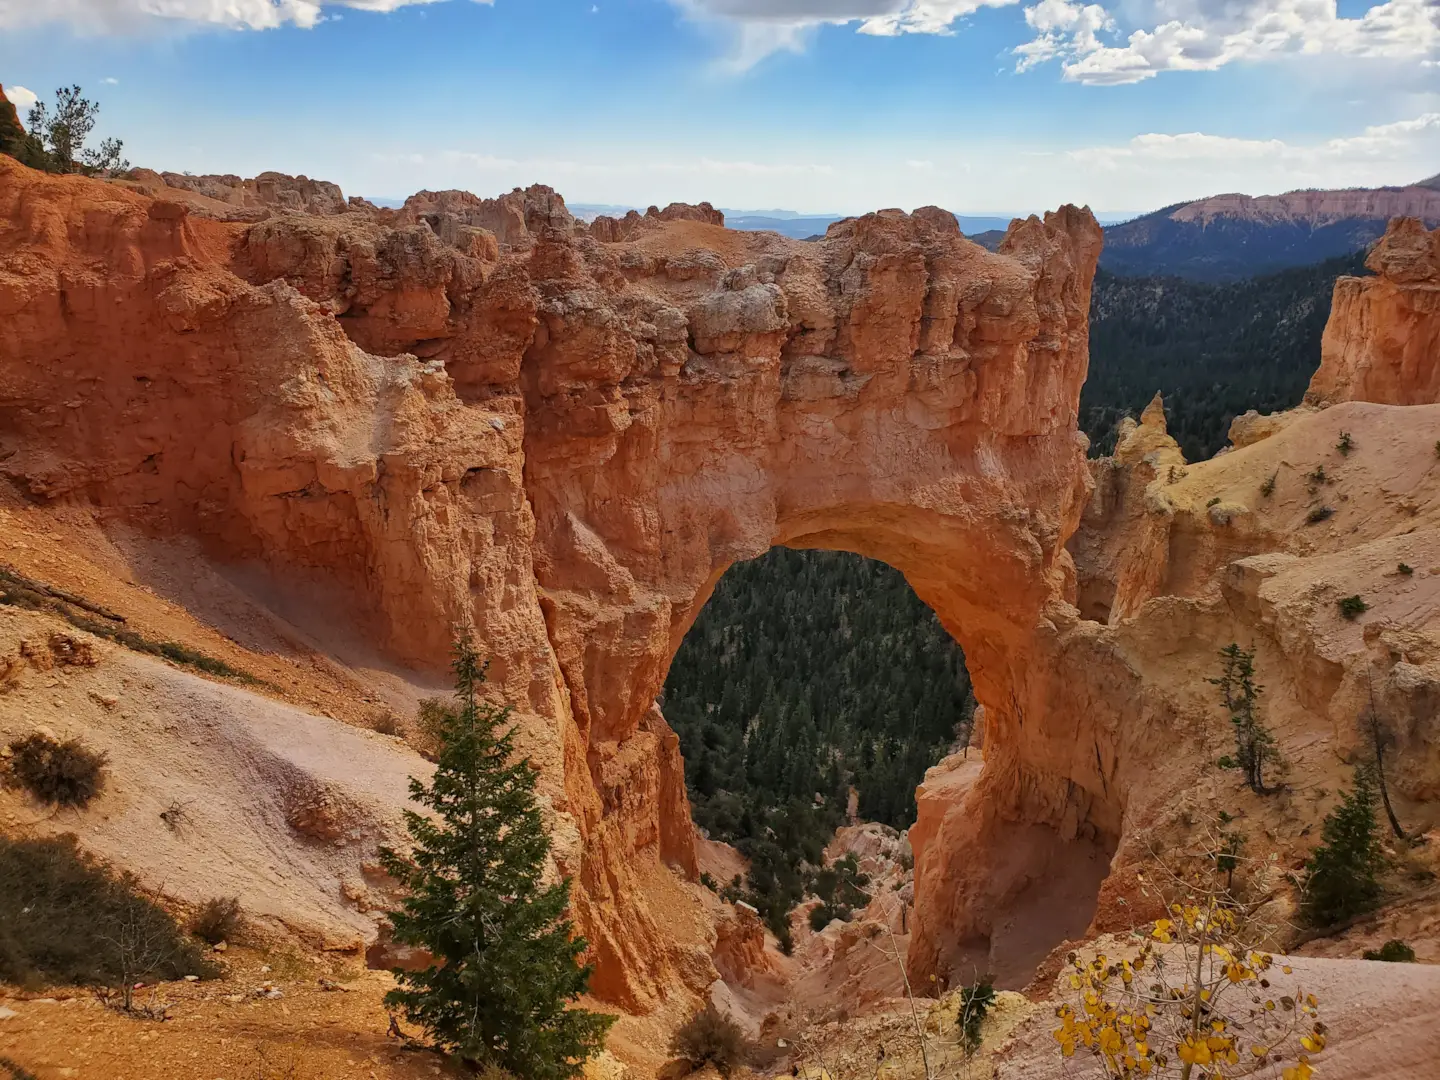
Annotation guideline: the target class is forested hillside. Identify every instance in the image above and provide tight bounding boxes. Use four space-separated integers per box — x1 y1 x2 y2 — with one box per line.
663 548 974 942
1081 251 1368 459
663 249 1368 940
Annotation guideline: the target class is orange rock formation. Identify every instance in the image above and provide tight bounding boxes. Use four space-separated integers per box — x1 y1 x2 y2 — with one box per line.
1310 216 1440 405
0 156 1104 1010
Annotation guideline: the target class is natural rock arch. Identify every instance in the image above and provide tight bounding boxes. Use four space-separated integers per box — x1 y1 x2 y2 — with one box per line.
0 158 1114 1009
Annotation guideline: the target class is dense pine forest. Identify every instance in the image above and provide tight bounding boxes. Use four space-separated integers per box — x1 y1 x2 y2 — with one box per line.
663 249 1368 941
1081 251 1368 459
662 548 973 943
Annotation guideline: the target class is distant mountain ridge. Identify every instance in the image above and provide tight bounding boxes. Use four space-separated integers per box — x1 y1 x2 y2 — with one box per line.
1098 173 1440 281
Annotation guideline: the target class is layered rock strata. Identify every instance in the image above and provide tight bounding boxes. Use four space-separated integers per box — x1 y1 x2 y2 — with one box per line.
0 156 1104 1009
1310 217 1440 405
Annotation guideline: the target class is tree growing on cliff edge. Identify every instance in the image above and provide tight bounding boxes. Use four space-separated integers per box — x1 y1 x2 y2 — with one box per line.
1210 644 1282 795
18 86 128 175
380 634 613 1079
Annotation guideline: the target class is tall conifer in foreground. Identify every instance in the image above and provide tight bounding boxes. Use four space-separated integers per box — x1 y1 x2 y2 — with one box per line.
381 634 613 1079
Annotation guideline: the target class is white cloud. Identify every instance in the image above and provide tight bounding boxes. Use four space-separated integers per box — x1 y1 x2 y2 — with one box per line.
102 76 120 83
5 85 39 115
0 0 489 33
676 0 1440 79
1025 0 1440 85
674 0 1020 67
858 0 1019 36
1068 112 1440 172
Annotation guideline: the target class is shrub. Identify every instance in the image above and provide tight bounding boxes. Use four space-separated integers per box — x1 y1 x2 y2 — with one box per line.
1303 767 1385 928
809 902 844 931
4 733 107 808
1053 881 1328 1079
1206 496 1221 507
1307 505 1335 524
670 1005 747 1077
1362 939 1415 963
0 834 214 992
957 975 997 1052
1337 595 1368 621
0 1058 39 1080
1336 432 1354 456
190 896 243 945
1308 465 1328 487
1260 472 1277 497
1398 563 1414 576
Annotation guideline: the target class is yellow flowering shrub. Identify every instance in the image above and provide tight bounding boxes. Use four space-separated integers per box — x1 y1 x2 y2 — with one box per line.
1052 898 1325 1079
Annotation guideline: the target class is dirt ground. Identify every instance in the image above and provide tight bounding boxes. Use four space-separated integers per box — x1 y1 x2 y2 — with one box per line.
0 949 459 1080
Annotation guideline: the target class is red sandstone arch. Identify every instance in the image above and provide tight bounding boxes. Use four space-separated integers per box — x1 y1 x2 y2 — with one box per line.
0 157 1113 1009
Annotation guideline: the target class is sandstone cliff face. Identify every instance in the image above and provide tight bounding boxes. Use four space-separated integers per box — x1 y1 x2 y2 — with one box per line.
1169 180 1440 227
1309 217 1440 405
0 156 1104 1011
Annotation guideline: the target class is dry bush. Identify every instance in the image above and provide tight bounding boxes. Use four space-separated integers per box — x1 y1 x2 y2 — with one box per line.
0 1057 40 1080
671 1005 748 1077
4 733 107 808
191 896 244 945
368 710 404 737
0 834 214 993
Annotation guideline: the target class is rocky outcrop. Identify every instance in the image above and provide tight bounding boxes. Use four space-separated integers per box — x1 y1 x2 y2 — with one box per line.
1309 217 1440 405
0 154 1104 1012
124 169 353 217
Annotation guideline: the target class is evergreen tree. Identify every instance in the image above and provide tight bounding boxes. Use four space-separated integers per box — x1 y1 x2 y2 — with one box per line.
1302 766 1386 928
381 635 614 1078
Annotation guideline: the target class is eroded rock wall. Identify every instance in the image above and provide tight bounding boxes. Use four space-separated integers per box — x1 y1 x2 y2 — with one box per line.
0 156 1105 1011
1310 217 1440 405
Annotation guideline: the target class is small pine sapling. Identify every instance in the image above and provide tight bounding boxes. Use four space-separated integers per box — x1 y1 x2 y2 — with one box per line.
1335 432 1353 456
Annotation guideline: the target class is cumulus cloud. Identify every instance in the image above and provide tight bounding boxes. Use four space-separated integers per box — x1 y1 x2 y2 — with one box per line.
0 0 487 33
1024 0 1440 85
677 0 1440 79
5 84 39 115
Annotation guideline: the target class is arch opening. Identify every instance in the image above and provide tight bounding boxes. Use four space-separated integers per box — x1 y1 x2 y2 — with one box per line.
663 547 976 950
655 541 1118 994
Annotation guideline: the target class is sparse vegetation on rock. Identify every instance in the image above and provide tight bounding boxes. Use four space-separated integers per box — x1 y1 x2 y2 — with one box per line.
1306 505 1334 524
6 85 128 175
670 1005 748 1077
1362 939 1415 962
380 635 613 1078
3 732 107 808
1337 595 1368 620
957 975 997 1053
1336 431 1354 456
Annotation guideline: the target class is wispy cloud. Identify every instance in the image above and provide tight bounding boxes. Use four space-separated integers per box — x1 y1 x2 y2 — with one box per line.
0 0 489 33
1068 112 1440 170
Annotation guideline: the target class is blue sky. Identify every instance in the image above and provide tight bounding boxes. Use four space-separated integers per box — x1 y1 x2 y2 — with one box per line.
1 0 1437 214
